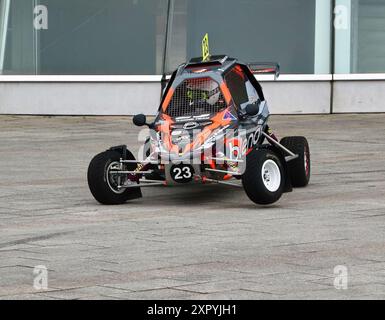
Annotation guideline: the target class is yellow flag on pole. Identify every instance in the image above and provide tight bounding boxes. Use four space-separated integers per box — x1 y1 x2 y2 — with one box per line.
202 33 210 62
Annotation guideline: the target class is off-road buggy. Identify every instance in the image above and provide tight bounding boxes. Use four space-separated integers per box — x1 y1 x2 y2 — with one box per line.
87 54 311 205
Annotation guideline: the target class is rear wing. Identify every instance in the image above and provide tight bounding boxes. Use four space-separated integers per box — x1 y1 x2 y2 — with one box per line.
247 62 280 79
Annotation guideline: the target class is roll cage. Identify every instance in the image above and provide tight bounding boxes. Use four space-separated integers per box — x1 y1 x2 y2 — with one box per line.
159 55 277 116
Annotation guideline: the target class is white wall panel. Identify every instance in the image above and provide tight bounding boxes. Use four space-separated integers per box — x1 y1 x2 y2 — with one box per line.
333 81 385 113
2 80 385 115
0 82 161 115
260 81 331 114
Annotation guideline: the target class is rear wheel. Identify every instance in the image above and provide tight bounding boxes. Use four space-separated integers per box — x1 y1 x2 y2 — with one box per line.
280 136 310 187
242 149 284 205
87 150 140 205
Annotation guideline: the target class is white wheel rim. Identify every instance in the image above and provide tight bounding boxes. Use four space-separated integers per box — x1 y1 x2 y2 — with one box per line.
261 159 281 192
106 161 126 194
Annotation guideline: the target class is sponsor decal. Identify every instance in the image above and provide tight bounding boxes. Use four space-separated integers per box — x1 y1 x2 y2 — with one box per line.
183 122 200 130
223 111 237 121
228 127 262 159
175 114 210 123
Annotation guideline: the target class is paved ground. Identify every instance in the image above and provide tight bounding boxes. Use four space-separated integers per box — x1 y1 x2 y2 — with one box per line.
0 114 384 300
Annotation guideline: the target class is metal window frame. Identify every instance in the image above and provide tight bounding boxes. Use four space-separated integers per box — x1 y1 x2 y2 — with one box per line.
0 0 11 71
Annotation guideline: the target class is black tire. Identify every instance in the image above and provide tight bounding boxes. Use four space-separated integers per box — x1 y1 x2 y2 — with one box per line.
87 150 139 205
280 136 310 187
242 149 285 205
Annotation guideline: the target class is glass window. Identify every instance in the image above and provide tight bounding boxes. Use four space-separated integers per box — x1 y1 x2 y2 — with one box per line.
0 0 36 74
0 0 168 75
335 0 385 73
225 67 249 107
166 0 331 75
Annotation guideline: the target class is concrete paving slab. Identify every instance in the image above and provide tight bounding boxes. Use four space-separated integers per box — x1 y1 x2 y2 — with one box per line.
0 114 384 299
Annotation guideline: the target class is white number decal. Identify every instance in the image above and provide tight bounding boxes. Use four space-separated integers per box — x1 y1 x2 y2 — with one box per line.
182 166 192 179
173 168 183 180
173 166 192 180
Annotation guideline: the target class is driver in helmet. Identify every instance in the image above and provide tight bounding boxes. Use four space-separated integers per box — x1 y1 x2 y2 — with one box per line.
186 79 224 109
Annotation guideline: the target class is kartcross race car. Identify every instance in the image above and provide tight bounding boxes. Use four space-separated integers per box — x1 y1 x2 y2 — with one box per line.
87 36 311 206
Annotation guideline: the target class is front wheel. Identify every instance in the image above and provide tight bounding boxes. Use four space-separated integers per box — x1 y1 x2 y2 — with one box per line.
87 150 141 205
242 149 285 205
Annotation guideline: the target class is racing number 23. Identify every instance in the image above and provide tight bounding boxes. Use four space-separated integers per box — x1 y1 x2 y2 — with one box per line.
170 164 194 183
173 166 192 180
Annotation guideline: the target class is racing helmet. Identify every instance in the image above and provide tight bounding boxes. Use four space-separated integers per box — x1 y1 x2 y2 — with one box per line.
186 78 221 106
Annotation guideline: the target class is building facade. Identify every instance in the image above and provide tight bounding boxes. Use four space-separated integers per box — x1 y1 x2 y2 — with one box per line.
0 0 384 115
